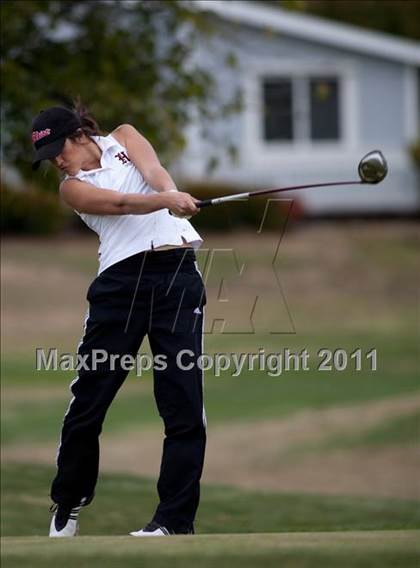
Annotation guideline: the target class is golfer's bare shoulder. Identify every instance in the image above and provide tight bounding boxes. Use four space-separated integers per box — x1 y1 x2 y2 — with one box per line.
59 124 199 220
58 124 134 213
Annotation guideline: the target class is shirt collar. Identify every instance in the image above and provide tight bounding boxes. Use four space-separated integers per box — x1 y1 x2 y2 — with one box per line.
91 134 121 153
73 135 120 176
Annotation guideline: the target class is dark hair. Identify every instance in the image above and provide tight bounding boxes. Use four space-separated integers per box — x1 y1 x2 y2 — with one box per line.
67 96 103 141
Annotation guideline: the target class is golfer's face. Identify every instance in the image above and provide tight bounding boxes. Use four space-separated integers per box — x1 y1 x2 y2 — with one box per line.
50 139 81 173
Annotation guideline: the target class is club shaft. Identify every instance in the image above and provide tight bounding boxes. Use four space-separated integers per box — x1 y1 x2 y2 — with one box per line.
198 180 364 208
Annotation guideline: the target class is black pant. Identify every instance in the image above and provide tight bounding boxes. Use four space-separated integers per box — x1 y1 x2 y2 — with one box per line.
51 248 207 533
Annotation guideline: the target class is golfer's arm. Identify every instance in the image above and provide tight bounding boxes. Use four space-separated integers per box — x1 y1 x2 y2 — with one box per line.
113 124 178 192
60 179 170 215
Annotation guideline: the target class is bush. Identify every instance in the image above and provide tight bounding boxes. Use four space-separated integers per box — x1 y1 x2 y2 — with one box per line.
409 140 420 168
0 179 304 236
183 181 303 231
1 182 66 235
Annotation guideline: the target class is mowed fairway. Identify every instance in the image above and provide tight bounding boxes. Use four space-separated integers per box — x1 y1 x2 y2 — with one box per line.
3 531 420 568
1 222 419 566
2 462 420 567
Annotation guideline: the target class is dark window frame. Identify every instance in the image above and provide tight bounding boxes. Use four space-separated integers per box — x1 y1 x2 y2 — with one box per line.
261 74 342 143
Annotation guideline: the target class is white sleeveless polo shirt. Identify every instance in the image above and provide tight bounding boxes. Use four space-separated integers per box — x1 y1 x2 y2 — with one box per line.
64 134 203 274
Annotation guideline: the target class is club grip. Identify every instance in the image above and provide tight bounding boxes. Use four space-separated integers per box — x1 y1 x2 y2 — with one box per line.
168 197 212 217
196 199 213 208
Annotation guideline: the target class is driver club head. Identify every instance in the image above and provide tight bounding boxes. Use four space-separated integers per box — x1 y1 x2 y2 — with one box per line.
358 150 388 184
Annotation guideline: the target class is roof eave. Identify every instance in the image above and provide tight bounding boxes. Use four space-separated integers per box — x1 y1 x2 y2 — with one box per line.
191 0 420 66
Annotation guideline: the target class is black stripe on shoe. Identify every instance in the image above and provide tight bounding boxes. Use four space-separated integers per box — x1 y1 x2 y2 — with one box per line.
51 504 81 531
143 521 173 535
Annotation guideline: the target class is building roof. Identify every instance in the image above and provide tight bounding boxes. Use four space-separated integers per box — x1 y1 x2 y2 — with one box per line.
192 0 420 66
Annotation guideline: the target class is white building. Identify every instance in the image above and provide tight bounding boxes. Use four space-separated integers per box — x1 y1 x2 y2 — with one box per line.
176 1 420 215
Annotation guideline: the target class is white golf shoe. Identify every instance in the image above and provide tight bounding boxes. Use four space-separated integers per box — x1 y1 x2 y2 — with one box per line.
130 521 195 536
49 504 81 537
130 521 172 537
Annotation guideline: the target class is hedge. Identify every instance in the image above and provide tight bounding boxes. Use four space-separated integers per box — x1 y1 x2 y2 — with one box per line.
183 181 303 231
1 179 303 235
1 182 66 235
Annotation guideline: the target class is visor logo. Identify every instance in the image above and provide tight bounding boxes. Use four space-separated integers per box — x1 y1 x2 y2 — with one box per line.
32 128 51 143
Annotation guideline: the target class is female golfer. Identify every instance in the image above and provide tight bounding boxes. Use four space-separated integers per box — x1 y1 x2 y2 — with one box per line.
31 103 207 537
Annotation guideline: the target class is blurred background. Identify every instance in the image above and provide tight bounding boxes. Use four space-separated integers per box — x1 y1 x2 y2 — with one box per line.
1 0 419 551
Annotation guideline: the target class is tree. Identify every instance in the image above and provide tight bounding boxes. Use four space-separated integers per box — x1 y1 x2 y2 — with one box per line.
1 0 233 190
279 0 420 41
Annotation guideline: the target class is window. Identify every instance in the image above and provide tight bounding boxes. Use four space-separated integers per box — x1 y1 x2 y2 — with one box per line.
310 78 340 140
263 78 293 141
262 75 341 142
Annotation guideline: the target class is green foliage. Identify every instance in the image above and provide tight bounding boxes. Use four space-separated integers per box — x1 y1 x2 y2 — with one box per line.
1 0 237 190
408 141 420 194
1 182 66 235
278 0 420 40
409 140 420 168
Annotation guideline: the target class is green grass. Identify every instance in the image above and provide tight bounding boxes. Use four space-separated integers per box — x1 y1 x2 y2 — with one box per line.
2 463 420 539
353 411 419 446
3 329 417 384
2 463 420 567
2 329 419 445
2 229 419 566
324 411 420 450
283 410 420 458
2 532 420 568
2 363 419 446
1 236 98 275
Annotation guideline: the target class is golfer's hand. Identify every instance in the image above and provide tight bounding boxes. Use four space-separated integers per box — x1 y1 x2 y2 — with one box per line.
164 191 200 218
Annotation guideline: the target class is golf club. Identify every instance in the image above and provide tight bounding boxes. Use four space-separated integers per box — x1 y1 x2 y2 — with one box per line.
195 150 388 209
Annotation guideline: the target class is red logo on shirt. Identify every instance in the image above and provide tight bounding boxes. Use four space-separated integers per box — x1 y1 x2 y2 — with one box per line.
114 151 130 164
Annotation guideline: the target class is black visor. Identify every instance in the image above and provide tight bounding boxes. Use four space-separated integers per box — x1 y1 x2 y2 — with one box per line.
31 107 82 170
32 137 67 170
